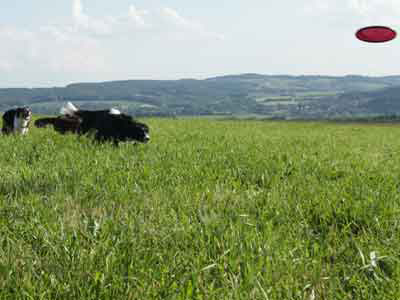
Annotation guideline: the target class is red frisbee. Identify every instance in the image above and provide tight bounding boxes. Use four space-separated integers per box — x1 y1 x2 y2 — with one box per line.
356 26 397 43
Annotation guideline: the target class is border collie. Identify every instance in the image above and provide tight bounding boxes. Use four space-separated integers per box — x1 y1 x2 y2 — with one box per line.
59 102 150 145
2 107 32 135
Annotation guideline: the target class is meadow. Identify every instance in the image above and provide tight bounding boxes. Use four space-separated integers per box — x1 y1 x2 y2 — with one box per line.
1 118 400 299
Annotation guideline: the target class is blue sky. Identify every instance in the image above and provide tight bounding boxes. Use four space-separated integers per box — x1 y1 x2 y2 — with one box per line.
1 0 400 87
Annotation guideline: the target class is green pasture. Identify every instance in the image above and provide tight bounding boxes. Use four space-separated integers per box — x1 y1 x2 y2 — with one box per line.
1 118 400 299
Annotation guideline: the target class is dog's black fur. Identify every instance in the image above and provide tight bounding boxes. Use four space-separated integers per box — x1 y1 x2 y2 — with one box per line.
34 116 81 134
2 107 32 135
60 102 150 145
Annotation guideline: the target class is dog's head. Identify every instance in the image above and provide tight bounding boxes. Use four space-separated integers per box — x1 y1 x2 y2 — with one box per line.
16 107 32 121
130 122 150 143
119 120 150 143
111 116 150 143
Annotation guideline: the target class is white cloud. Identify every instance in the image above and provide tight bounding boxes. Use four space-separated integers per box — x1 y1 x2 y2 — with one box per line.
162 8 189 27
304 0 400 25
72 0 88 26
128 5 148 27
67 1 222 39
0 1 223 76
0 25 107 74
348 0 400 16
0 27 36 71
348 0 372 15
71 0 112 36
349 0 400 26
161 7 224 40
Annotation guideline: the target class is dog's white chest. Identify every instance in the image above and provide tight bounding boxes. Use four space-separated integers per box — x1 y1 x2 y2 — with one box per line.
13 116 29 134
21 126 29 134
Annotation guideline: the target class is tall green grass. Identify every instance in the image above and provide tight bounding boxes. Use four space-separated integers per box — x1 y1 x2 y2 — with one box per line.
1 119 400 299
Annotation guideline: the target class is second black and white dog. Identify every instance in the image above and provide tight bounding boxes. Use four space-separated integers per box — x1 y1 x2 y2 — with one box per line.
60 102 150 145
2 107 32 135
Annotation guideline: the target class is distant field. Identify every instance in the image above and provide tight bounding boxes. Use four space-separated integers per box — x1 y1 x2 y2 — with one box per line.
1 118 400 299
27 100 159 115
254 92 340 105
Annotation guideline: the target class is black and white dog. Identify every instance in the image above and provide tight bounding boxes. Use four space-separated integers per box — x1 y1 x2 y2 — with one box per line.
59 102 150 145
2 107 32 135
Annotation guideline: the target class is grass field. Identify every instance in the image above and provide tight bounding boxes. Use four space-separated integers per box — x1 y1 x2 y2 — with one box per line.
1 118 400 299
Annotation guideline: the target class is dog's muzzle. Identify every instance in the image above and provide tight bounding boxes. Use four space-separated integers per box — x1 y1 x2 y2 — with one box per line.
21 109 32 120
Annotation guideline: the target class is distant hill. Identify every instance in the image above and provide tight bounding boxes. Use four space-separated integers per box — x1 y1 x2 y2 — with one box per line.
2 74 400 119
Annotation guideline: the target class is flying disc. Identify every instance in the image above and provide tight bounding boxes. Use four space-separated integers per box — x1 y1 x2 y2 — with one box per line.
356 26 396 43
